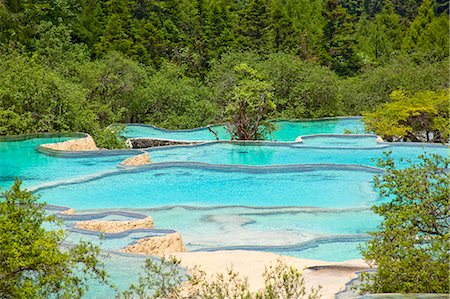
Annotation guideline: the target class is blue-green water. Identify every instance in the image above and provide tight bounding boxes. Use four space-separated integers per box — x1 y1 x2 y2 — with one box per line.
123 118 365 141
36 167 379 209
0 137 137 189
0 118 448 297
147 141 447 167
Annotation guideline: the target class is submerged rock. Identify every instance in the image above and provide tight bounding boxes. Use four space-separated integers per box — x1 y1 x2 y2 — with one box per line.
41 135 99 151
61 208 76 215
121 232 186 256
75 217 154 233
120 152 151 166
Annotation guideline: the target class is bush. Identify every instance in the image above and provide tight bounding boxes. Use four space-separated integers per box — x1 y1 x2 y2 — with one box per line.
259 53 342 119
120 257 321 299
143 62 218 129
93 125 128 149
0 180 108 298
340 58 449 115
359 153 449 293
362 89 449 143
208 51 342 119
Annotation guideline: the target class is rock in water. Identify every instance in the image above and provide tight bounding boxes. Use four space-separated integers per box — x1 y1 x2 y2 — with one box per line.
120 152 151 166
41 135 99 151
75 217 154 233
121 232 186 256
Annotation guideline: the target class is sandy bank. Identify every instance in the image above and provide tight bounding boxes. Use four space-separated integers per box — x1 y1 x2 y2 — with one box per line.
170 250 369 299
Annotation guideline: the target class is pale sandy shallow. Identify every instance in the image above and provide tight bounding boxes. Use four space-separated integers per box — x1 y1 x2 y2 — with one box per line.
171 250 370 299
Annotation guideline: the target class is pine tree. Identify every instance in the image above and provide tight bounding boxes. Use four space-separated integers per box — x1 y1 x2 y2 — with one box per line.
322 0 361 75
71 0 104 48
267 0 297 53
235 0 270 52
94 0 134 56
202 0 236 62
355 0 403 64
287 0 325 60
402 0 449 61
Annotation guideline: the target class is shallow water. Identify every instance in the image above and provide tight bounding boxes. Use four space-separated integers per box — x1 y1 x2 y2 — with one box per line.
36 166 379 210
123 118 365 141
0 136 137 189
0 120 448 296
148 141 447 167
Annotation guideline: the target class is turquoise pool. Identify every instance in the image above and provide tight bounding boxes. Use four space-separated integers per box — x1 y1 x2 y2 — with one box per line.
0 118 448 296
0 136 138 189
147 141 446 167
123 117 365 141
36 166 379 209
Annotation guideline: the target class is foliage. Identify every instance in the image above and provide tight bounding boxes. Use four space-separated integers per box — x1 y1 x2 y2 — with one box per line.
360 153 449 293
322 0 361 76
120 256 186 299
261 53 342 118
94 125 128 149
223 63 276 140
355 2 404 64
0 54 92 134
0 53 127 148
362 89 449 142
208 52 341 120
143 62 218 129
120 257 321 299
77 51 150 124
402 0 449 62
0 0 448 143
0 180 108 298
256 259 321 299
187 266 252 299
1 0 447 76
340 58 449 115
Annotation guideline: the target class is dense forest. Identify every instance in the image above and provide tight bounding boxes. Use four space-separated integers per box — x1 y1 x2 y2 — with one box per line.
0 0 448 146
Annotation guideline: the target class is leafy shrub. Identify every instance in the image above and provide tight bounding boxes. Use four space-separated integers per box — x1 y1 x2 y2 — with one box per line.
0 180 108 298
120 257 321 299
362 89 449 143
359 153 449 293
92 125 128 149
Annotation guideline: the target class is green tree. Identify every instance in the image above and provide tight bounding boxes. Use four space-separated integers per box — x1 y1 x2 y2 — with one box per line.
235 0 270 52
201 0 236 63
0 53 93 134
283 0 325 60
260 53 341 118
71 0 105 49
207 51 263 110
391 0 422 21
360 153 449 293
0 52 126 149
266 1 295 53
322 0 361 76
143 62 217 129
94 0 135 58
224 63 275 140
340 58 449 114
362 89 449 143
77 51 150 124
355 1 404 64
0 180 108 298
402 0 449 61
